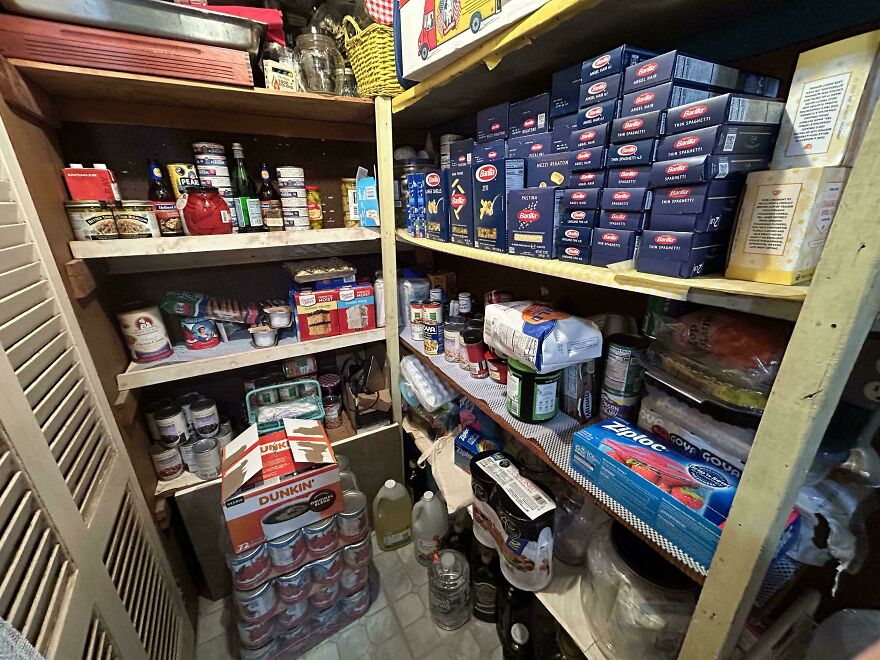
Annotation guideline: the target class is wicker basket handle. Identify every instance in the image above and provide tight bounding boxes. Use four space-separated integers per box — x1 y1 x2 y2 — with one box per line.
343 15 362 46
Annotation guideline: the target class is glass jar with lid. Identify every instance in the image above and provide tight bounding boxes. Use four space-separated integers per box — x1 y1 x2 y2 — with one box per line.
295 27 344 95
181 186 233 235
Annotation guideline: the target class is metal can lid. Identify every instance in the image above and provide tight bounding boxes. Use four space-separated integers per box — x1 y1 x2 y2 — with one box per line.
236 581 272 600
267 527 303 547
192 438 217 454
230 543 267 564
154 405 183 420
341 490 366 515
190 397 216 412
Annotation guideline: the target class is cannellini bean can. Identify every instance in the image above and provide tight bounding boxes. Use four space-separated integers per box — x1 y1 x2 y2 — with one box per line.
150 444 184 481
116 302 173 363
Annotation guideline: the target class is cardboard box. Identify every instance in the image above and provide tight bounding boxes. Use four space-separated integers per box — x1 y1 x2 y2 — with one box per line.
509 93 550 138
568 146 607 172
556 224 592 246
294 289 340 340
62 165 121 202
600 187 652 212
562 188 601 209
508 133 553 158
425 170 450 241
568 171 608 189
338 284 377 333
562 360 599 421
637 230 728 278
607 139 658 167
507 187 563 259
621 83 714 117
448 165 474 246
610 110 667 143
472 139 507 164
579 72 624 107
569 123 611 150
608 166 651 188
649 154 770 187
726 167 850 285
591 228 640 266
551 63 582 118
552 114 579 152
474 160 525 252
477 103 510 142
772 31 880 168
666 94 785 135
651 179 744 216
221 418 343 553
656 124 778 161
581 45 657 83
557 244 592 264
623 50 781 97
526 153 571 187
649 205 737 233
577 99 621 129
450 138 475 167
599 210 648 232
561 208 599 226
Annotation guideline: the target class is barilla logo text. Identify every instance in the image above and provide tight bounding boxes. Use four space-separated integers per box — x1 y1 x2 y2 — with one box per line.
258 478 316 505
490 122 501 131
476 165 497 182
565 246 582 256
592 54 611 69
655 234 678 245
531 143 544 152
524 118 536 128
588 82 607 94
488 150 498 159
457 154 467 163
572 191 587 201
619 169 639 179
668 187 692 198
450 193 466 209
674 136 700 149
579 174 595 182
623 118 644 131
586 106 604 119
612 191 631 201
610 212 628 221
601 420 666 451
680 104 708 119
665 162 689 175
576 150 593 161
601 232 620 242
634 92 655 106
571 211 587 220
426 173 441 187
517 209 540 223
636 62 659 78
579 130 597 142
617 145 638 156
564 229 580 238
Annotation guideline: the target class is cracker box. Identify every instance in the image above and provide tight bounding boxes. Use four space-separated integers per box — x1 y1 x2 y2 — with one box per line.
450 138 475 167
611 110 667 143
607 139 658 167
474 160 525 252
649 154 770 187
577 99 621 129
221 418 343 553
62 164 121 202
601 187 652 212
599 210 648 232
591 228 640 266
666 94 785 135
562 188 602 210
507 187 563 259
651 179 744 216
556 224 592 246
579 72 624 107
294 289 340 340
509 93 550 138
526 153 571 187
772 31 880 168
561 208 599 226
557 243 592 264
726 167 850 285
608 166 651 188
473 139 508 164
448 165 474 246
508 132 553 159
568 146 607 172
552 114 580 152
621 83 714 117
568 170 608 189
569 123 611 150
623 50 781 97
637 230 728 278
551 63 582 118
425 170 450 242
477 103 510 143
338 284 377 333
581 45 657 84
656 124 778 161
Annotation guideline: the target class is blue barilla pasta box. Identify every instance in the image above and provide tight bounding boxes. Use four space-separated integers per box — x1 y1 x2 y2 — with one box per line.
556 224 592 246
509 93 550 138
425 170 450 242
406 172 426 238
577 99 620 129
568 170 608 189
637 230 729 278
551 63 582 118
581 45 657 84
599 210 647 232
591 228 640 266
568 146 607 173
450 138 474 167
579 72 625 108
508 132 553 159
473 160 525 253
472 139 507 165
551 113 579 152
527 153 572 187
557 244 592 264
477 102 509 143
601 187 653 212
447 165 474 246
649 154 770 187
651 179 744 216
569 123 610 151
562 188 601 210
607 166 651 188
507 187 563 259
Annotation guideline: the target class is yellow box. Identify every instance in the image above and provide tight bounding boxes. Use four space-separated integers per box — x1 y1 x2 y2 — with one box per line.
725 167 849 285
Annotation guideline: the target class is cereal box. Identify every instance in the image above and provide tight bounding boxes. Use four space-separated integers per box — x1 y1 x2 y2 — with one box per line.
656 124 778 161
473 160 525 252
637 230 728 278
649 155 770 187
621 83 714 117
337 284 377 333
509 93 550 138
526 153 571 187
477 103 510 143
507 187 563 259
447 165 474 246
294 289 339 340
551 63 582 118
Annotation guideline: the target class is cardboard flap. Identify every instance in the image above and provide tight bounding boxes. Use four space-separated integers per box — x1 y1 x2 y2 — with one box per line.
220 424 261 500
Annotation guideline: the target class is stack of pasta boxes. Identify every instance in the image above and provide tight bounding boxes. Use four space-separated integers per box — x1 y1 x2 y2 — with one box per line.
412 44 787 279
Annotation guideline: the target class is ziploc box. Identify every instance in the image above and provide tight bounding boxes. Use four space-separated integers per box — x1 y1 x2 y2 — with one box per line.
656 124 778 161
527 153 571 187
621 83 714 117
221 418 343 553
569 123 610 150
581 45 657 83
611 111 667 143
599 210 647 232
667 94 785 135
623 50 781 97
425 170 450 242
637 230 728 278
338 284 377 333
472 139 507 165
577 99 620 129
607 139 658 167
551 63 582 118
474 160 525 252
509 93 550 138
557 244 592 264
651 179 744 216
552 113 579 152
477 102 509 143
608 166 651 188
508 132 553 159
579 72 624 107
601 187 652 212
568 146 606 172
450 138 475 166
591 228 640 266
447 165 474 246
454 426 502 473
569 171 608 189
650 154 769 187
507 187 563 259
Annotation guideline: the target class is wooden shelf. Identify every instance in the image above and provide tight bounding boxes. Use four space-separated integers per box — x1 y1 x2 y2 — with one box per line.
118 328 386 391
397 230 805 319
70 227 381 273
13 59 377 141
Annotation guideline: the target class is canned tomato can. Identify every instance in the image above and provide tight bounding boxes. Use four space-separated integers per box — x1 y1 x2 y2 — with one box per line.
65 201 118 240
277 598 310 629
116 302 173 363
192 438 221 479
422 301 443 324
598 387 641 422
409 300 425 326
342 586 371 620
228 544 272 590
191 398 220 437
276 564 311 604
237 617 275 651
235 581 277 623
267 528 308 572
114 201 161 238
337 491 368 543
340 563 369 595
154 405 187 446
603 333 650 396
303 517 339 557
310 581 341 610
342 535 372 567
423 323 444 356
150 443 183 481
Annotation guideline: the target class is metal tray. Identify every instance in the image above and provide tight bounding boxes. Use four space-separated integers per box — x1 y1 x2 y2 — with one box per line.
0 0 266 57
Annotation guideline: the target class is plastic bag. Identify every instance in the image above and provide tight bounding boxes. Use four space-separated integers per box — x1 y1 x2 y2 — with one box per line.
400 355 456 412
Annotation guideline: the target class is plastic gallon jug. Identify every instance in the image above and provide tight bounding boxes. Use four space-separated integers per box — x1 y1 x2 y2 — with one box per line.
373 479 413 551
412 491 449 565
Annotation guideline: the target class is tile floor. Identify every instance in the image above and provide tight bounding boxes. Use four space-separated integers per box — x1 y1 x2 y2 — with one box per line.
195 534 503 660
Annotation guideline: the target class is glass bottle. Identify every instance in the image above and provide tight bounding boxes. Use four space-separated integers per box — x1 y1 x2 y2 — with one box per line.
147 159 183 236
429 549 471 630
444 514 473 559
472 544 501 622
405 458 427 503
230 143 264 233
257 164 283 232
306 185 324 229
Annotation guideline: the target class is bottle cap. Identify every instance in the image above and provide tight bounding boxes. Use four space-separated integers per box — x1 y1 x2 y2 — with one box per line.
384 479 395 489
440 552 455 569
423 491 434 501
511 623 529 645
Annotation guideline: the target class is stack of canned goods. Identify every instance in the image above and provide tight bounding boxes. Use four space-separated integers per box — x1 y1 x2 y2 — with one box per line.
193 142 237 228
277 166 309 231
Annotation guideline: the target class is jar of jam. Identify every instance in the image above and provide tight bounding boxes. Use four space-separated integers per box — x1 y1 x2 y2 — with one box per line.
181 186 233 235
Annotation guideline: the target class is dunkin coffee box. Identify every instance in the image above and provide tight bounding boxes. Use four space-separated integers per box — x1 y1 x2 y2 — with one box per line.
448 165 474 246
666 94 785 135
649 154 770 187
507 187 563 259
473 160 525 252
621 83 714 117
637 230 728 278
656 124 778 161
591 228 640 266
581 45 657 84
425 170 450 242
509 93 550 138
551 63 582 118
477 103 510 142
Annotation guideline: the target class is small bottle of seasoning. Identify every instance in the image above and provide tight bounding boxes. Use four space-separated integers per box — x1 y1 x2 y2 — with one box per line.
191 398 220 438
306 185 324 229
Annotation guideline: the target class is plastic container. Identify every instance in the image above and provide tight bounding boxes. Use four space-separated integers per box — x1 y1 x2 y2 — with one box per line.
412 491 449 566
372 479 413 551
506 359 562 423
429 550 471 630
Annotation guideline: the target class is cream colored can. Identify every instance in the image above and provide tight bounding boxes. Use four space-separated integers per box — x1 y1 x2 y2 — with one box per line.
65 201 118 240
114 201 161 238
116 302 174 363
150 444 184 481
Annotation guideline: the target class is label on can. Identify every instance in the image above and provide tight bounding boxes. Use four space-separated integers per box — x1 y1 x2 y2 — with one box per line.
507 372 522 416
151 201 184 236
423 323 444 355
156 412 187 445
422 302 443 324
117 305 173 363
150 445 184 481
599 388 640 421
411 323 425 341
534 381 558 417
192 404 219 438
604 342 646 395
179 437 197 469
409 301 424 325
65 203 118 241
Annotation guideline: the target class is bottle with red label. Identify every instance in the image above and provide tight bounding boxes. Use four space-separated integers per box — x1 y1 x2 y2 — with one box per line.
148 160 184 236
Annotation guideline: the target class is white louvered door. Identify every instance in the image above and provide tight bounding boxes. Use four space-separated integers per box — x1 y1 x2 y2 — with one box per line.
0 114 194 658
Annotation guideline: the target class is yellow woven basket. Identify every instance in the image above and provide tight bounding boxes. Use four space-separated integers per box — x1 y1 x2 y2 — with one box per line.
343 16 404 98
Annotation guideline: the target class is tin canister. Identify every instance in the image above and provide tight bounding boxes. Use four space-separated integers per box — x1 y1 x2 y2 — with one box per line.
65 201 118 240
338 491 368 543
191 398 220 437
422 301 443 324
178 435 198 470
303 517 339 557
423 323 444 356
176 392 201 428
235 582 277 623
116 302 173 363
310 582 340 610
602 333 650 396
268 528 308 572
192 438 221 479
228 544 272 590
150 443 183 481
276 564 311 604
342 586 370 619
342 535 372 567
182 317 220 350
114 201 161 238
310 549 344 585
154 405 187 446
598 388 640 422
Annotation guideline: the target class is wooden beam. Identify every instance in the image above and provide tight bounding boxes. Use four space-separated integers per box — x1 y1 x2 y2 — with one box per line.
679 102 880 659
0 56 58 126
63 258 96 300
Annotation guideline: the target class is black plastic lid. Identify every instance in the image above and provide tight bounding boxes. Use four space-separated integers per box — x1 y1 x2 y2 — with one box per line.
610 522 695 590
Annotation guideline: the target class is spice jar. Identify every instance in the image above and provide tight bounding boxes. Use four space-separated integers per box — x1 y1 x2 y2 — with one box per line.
295 28 344 95
181 186 233 235
306 186 324 229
